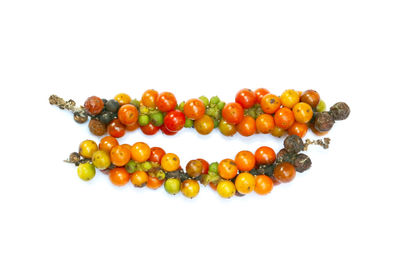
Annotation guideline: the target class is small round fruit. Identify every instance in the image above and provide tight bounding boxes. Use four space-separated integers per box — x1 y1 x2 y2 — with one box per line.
125 160 137 173
131 171 148 187
109 167 130 186
218 119 237 136
217 180 236 198
218 159 238 180
273 162 296 183
235 88 256 109
140 122 159 135
164 178 181 195
84 96 104 116
150 112 164 127
316 100 326 112
114 93 131 105
99 136 119 153
288 122 308 138
147 176 164 189
149 147 166 164
235 150 256 172
254 175 273 195
236 116 256 137
156 92 177 112
235 172 256 194
280 89 300 108
181 179 200 199
184 98 206 120
271 126 287 138
161 153 180 172
92 150 111 170
88 118 107 136
197 158 209 174
125 121 139 131
105 99 120 113
77 162 96 181
255 146 276 165
164 110 186 132
161 125 177 136
274 107 295 130
118 104 139 126
130 142 151 163
222 102 244 124
209 162 219 174
110 145 131 167
79 140 98 159
293 102 313 124
141 89 158 108
194 115 214 135
300 90 320 108
254 88 270 103
186 160 203 178
261 94 281 114
107 119 126 138
255 114 275 134
138 114 150 126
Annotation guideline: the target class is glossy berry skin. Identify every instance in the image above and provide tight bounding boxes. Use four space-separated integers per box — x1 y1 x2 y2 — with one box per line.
274 107 295 130
118 104 139 126
161 153 180 172
84 96 104 116
181 179 200 199
235 172 256 194
164 110 186 132
110 145 131 167
92 150 111 170
79 140 98 159
125 122 139 132
99 136 119 153
235 150 256 172
254 175 273 195
218 159 238 180
300 90 320 108
271 126 287 138
235 89 256 109
147 176 164 189
114 93 131 105
130 142 151 163
131 171 149 187
107 119 126 138
186 160 203 178
149 147 166 164
254 88 270 103
140 123 159 135
222 103 244 125
281 89 300 108
260 94 281 114
160 124 177 136
218 119 237 136
236 116 256 137
156 92 177 112
288 122 308 138
255 114 275 134
293 102 313 124
164 178 181 195
109 167 130 186
217 180 236 198
194 115 214 135
184 98 206 120
255 146 276 165
197 158 209 174
273 162 296 183
141 89 159 108
77 163 96 181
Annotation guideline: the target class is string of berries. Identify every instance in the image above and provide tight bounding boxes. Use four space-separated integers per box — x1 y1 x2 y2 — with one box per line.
49 88 350 139
67 135 327 199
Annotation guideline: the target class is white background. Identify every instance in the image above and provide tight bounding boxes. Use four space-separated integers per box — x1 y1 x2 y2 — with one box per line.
1 1 399 266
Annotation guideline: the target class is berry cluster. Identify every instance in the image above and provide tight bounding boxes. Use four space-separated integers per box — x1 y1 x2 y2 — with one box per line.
70 135 312 199
50 88 350 139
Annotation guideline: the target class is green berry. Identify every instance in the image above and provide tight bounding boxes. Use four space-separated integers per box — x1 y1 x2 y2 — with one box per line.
208 162 219 174
184 118 194 128
217 101 226 110
210 96 220 105
125 160 137 174
178 101 186 112
130 99 140 109
138 114 150 126
317 100 326 112
164 178 181 195
141 161 152 171
77 162 96 181
150 112 164 127
199 96 209 106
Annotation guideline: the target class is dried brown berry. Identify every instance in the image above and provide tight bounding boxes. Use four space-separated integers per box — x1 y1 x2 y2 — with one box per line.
88 118 107 136
74 112 88 123
314 112 335 132
69 152 81 164
293 153 312 173
329 102 350 121
284 135 304 154
84 96 104 116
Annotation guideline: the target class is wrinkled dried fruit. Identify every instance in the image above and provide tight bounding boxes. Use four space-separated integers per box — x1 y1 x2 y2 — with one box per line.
314 112 335 132
89 118 107 136
330 102 350 121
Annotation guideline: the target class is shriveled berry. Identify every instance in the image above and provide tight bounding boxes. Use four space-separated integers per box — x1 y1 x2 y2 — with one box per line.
293 153 312 173
329 102 350 121
88 118 107 136
84 96 104 116
105 99 120 113
69 152 81 164
98 111 115 125
284 135 304 154
74 112 88 123
314 112 335 132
